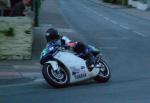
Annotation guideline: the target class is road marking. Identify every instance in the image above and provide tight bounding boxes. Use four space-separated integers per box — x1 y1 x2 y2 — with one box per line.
76 2 121 27
110 20 118 25
103 16 110 21
132 30 146 37
83 6 146 38
76 2 146 38
119 25 130 30
76 2 119 25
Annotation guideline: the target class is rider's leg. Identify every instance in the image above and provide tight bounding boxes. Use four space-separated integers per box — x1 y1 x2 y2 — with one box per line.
84 53 95 70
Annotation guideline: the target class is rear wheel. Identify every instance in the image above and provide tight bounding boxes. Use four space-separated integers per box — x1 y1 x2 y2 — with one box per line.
94 59 111 83
42 62 69 88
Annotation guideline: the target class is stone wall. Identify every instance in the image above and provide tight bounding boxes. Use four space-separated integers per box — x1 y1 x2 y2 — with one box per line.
0 17 33 60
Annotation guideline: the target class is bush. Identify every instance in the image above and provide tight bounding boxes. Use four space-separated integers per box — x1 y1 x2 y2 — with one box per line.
0 0 7 7
103 0 115 3
0 27 15 37
103 0 128 5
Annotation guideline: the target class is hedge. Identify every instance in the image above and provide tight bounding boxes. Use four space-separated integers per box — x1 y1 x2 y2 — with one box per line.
102 0 128 5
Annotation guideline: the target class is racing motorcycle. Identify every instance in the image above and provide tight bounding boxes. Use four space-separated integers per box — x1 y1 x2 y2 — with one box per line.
41 43 111 88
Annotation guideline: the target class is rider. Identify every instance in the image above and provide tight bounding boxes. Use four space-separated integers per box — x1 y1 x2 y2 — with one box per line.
40 28 70 65
40 28 95 69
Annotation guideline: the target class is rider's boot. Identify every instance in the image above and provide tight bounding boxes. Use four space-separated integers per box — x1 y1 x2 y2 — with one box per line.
86 59 95 71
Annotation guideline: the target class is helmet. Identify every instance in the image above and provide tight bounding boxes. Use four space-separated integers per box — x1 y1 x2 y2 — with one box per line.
73 42 86 53
45 28 60 42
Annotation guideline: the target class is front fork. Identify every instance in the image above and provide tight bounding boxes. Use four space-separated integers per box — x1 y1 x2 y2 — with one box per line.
46 61 60 71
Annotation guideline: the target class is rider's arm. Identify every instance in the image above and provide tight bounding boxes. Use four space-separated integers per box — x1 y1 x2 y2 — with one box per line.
61 36 71 45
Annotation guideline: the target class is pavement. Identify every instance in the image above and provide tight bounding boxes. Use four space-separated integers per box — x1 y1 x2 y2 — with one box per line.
0 0 150 85
0 60 42 85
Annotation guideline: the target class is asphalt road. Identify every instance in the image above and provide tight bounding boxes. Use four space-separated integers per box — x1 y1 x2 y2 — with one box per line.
1 0 150 103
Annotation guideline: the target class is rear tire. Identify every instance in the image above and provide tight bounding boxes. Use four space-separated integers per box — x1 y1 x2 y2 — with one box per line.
94 59 111 83
42 62 69 88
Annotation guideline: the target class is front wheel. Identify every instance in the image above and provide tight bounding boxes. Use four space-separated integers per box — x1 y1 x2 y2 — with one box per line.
42 62 69 88
94 59 111 83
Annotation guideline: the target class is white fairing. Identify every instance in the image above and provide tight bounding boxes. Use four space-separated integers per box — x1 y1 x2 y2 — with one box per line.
53 51 100 83
46 61 59 71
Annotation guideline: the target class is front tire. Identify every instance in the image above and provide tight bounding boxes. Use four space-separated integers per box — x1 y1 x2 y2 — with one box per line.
42 62 69 88
94 59 111 83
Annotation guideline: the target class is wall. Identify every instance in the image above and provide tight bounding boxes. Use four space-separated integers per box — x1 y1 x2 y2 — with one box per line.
0 17 33 60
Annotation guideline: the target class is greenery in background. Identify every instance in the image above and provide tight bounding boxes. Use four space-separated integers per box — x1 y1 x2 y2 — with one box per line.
0 0 6 7
102 0 128 5
0 27 15 37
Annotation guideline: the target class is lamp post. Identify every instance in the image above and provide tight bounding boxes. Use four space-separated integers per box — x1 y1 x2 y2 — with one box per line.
33 0 41 27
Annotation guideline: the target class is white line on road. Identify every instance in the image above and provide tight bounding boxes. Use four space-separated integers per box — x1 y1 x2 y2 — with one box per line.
103 16 110 21
76 2 120 27
132 30 146 37
75 1 146 38
119 25 130 30
110 20 118 25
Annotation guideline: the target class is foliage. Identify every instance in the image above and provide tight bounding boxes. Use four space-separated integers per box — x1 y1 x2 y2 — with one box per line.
0 0 6 7
102 0 128 5
0 27 15 37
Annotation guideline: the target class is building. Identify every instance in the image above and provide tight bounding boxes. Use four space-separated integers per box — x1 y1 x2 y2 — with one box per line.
0 0 22 16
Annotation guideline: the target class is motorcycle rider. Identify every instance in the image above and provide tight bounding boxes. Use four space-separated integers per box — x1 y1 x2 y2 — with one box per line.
40 28 96 70
40 28 70 65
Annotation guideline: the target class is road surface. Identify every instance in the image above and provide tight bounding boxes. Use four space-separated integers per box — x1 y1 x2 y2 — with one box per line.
1 0 150 103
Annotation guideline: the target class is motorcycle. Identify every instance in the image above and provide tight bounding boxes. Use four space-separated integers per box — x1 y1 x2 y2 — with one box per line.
41 43 111 88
